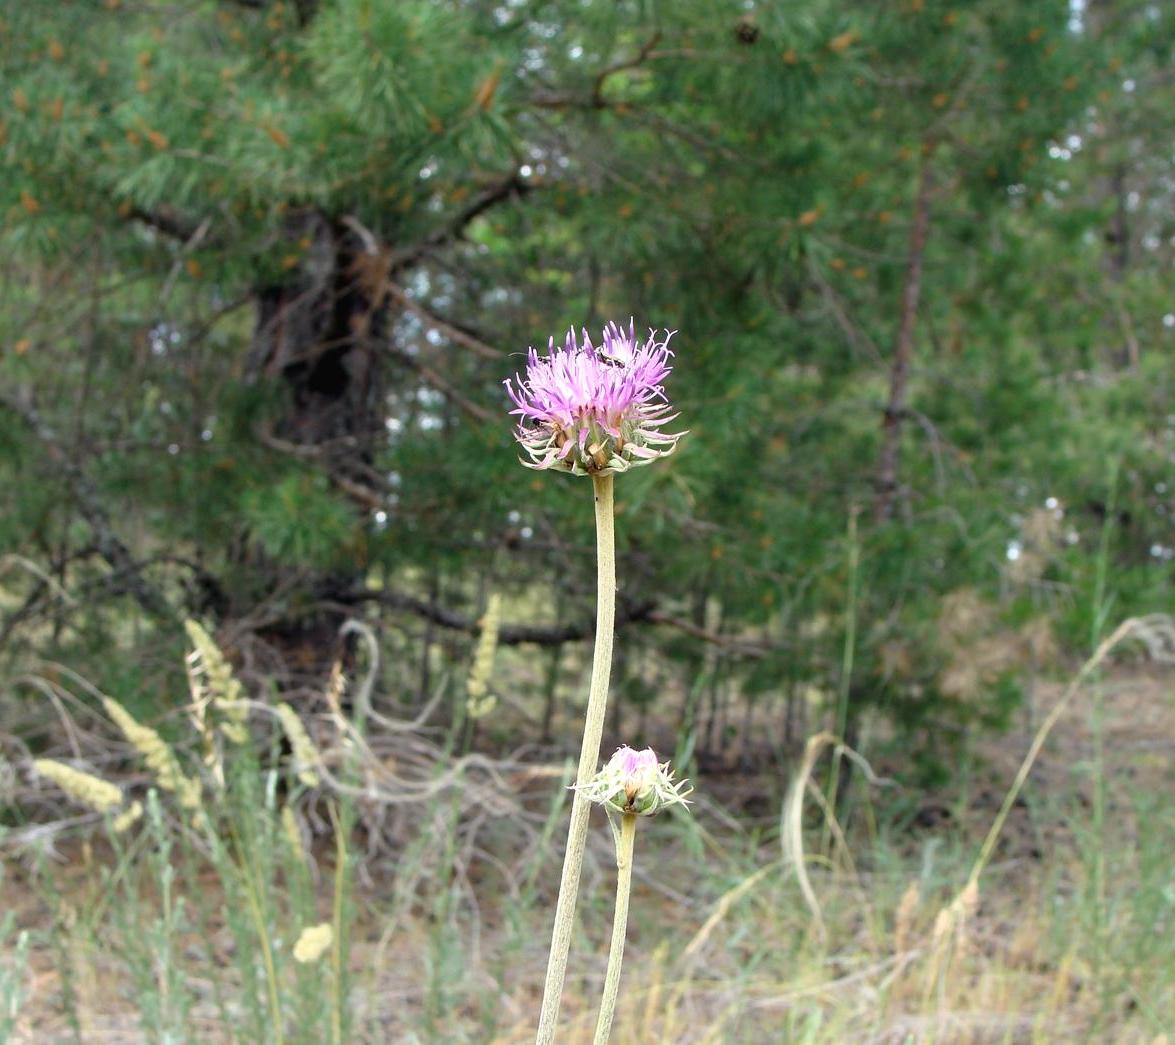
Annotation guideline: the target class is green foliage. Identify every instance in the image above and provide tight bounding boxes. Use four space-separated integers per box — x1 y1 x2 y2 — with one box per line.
242 473 360 568
0 0 1171 765
0 899 29 1042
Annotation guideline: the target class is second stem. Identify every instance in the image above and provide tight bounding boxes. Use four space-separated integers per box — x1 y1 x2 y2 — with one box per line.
593 811 637 1045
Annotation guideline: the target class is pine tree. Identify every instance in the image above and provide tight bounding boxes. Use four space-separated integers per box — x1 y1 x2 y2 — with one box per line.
1 0 1169 763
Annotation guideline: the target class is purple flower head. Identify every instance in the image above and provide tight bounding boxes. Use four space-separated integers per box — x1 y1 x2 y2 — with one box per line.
504 320 685 476
611 745 660 781
576 744 692 817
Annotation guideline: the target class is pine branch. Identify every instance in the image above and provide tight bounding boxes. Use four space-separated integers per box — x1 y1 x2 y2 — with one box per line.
387 174 529 275
645 611 771 658
352 588 659 646
592 32 662 108
0 394 175 623
341 214 505 360
388 346 497 426
127 204 202 242
351 588 772 654
532 32 662 110
382 281 504 360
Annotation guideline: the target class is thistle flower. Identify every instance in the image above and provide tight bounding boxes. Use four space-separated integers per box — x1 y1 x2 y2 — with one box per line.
504 320 684 476
578 745 692 817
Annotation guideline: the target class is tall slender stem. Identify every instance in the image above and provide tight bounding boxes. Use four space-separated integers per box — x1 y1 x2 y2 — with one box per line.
593 812 637 1045
824 505 860 858
536 473 617 1044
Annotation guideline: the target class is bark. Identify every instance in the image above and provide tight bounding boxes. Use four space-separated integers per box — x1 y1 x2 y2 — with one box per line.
1106 163 1129 279
234 182 525 674
237 210 393 672
873 155 934 524
247 210 386 458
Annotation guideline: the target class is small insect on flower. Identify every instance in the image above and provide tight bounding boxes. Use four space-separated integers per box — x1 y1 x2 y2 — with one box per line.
504 320 685 476
578 745 692 817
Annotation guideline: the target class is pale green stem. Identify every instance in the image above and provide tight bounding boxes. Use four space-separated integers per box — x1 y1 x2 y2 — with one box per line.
230 823 284 1045
329 802 347 1045
823 506 859 858
593 812 637 1045
536 473 617 1044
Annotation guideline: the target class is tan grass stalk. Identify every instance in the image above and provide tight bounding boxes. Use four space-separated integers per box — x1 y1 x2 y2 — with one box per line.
329 801 347 1045
893 880 921 956
102 697 201 810
663 864 775 1032
923 614 1173 1001
275 703 320 788
184 619 249 744
32 759 122 813
466 593 501 719
781 731 889 937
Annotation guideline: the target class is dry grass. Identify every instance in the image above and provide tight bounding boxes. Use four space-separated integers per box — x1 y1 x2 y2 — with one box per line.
3 634 1172 1042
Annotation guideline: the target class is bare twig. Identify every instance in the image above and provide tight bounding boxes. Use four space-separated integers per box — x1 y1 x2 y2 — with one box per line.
382 281 503 361
0 394 173 622
351 587 658 647
387 174 528 275
874 151 934 523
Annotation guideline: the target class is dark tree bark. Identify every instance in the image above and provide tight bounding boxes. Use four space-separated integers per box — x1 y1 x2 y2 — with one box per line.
1106 163 1130 279
247 210 387 458
0 395 174 624
873 155 934 524
238 211 392 674
229 179 525 676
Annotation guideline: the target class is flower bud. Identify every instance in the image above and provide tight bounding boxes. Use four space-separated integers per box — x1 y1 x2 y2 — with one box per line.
578 745 692 817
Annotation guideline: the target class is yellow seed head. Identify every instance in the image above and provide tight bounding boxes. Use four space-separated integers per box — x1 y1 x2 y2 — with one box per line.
33 759 122 813
893 879 920 954
292 922 333 963
931 906 952 944
103 698 201 810
276 703 320 788
113 800 143 833
467 594 501 699
184 619 249 743
466 594 501 720
281 805 304 858
324 661 346 715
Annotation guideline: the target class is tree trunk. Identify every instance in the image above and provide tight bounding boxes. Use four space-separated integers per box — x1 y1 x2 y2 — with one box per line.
239 210 392 676
247 210 387 455
873 155 934 524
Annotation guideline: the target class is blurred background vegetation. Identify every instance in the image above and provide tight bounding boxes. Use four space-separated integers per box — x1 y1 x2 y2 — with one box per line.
0 0 1172 1039
2 0 1170 768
